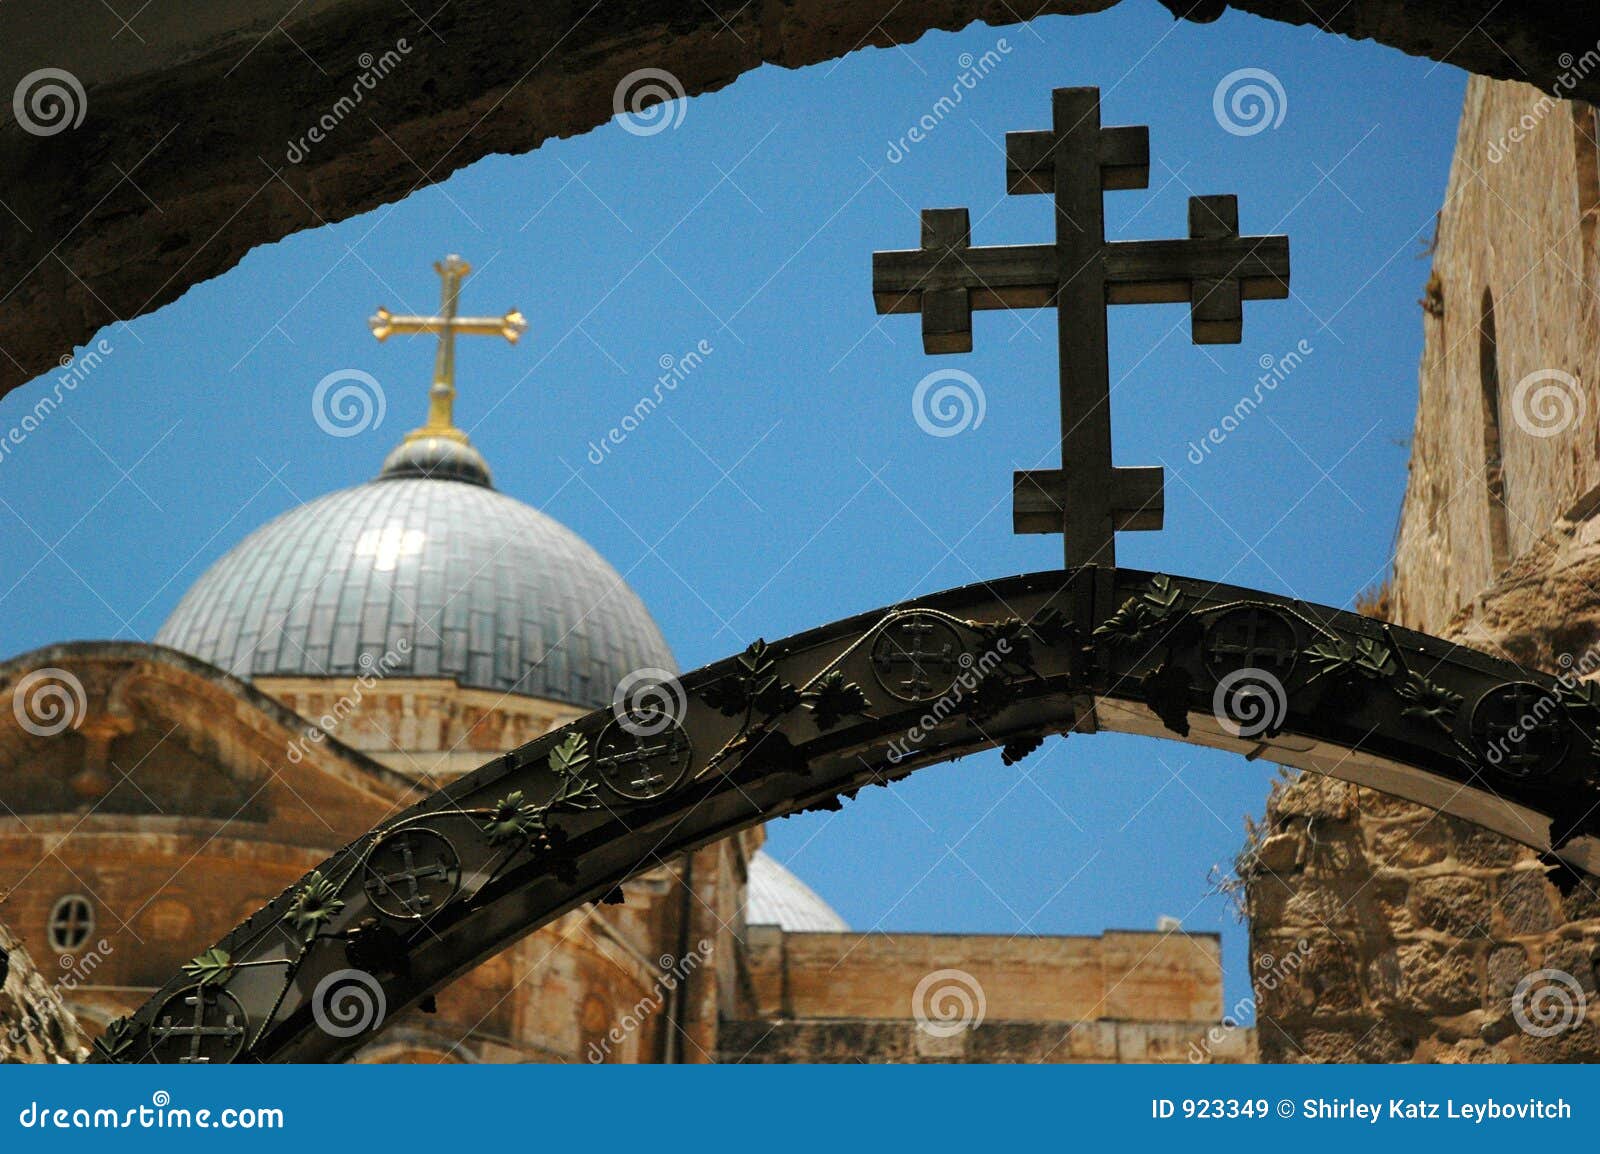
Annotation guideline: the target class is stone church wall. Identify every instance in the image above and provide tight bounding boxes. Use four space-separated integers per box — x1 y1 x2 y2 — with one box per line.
1248 75 1600 1062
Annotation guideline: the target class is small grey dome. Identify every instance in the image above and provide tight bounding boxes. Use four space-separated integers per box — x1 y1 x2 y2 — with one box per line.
156 470 674 709
377 434 493 487
746 851 849 932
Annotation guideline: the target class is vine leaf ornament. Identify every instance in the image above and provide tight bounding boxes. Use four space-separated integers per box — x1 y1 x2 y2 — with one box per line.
1001 734 1044 766
1396 672 1462 733
1557 677 1600 716
1095 574 1186 647
701 639 800 719
1026 605 1075 647
482 789 546 845
181 947 234 987
547 732 600 811
1304 636 1397 683
94 1016 138 1060
1554 679 1600 757
283 870 346 943
801 670 871 732
1141 662 1194 737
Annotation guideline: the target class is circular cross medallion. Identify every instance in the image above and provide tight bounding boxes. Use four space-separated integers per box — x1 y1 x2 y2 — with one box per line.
362 829 461 920
149 984 248 1064
1202 605 1299 680
871 614 965 703
1470 682 1569 780
593 719 693 801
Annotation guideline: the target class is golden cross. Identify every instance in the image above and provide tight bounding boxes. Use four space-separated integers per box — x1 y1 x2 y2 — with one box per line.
369 254 527 442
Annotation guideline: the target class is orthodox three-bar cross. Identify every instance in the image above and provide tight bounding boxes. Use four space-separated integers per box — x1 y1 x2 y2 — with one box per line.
873 87 1290 566
370 254 527 441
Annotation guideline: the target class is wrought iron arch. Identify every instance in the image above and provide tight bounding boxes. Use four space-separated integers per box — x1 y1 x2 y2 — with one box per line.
96 567 1600 1064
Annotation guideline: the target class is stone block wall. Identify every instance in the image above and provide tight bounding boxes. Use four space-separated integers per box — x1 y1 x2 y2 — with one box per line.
1247 772 1600 1062
1391 76 1600 630
1247 73 1600 1064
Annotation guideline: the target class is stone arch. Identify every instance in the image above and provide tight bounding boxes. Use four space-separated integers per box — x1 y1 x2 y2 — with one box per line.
93 566 1600 1063
0 1 1592 397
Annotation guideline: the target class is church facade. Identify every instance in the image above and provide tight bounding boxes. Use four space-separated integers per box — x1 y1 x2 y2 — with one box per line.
0 261 1239 1063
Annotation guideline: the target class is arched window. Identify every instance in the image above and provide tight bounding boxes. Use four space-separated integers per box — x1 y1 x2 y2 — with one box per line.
47 894 94 954
1479 287 1511 574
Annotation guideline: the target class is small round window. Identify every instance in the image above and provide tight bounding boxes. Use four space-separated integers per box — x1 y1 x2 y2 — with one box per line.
47 895 94 953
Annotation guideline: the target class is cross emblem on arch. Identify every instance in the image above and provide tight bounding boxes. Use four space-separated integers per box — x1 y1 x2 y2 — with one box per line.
872 86 1290 567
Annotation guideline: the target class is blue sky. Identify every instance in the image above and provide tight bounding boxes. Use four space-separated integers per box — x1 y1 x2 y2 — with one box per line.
0 3 1466 1014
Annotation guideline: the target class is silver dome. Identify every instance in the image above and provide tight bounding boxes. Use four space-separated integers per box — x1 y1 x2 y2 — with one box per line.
156 472 674 709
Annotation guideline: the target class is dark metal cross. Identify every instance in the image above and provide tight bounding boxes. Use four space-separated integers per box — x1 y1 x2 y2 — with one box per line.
365 835 451 914
874 619 958 697
873 86 1290 567
595 733 687 793
1481 685 1561 776
1204 608 1296 673
152 989 244 1063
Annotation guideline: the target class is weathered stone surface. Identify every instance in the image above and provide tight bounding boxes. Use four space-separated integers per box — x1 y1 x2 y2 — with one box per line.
1411 876 1492 938
1 2 1594 397
0 921 87 1064
1497 870 1561 937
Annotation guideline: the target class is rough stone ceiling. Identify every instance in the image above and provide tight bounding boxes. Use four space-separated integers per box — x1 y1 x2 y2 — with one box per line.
0 0 1590 398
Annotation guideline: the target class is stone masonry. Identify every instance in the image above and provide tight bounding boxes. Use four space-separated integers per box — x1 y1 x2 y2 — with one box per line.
1247 76 1600 1063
